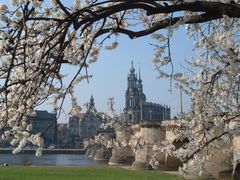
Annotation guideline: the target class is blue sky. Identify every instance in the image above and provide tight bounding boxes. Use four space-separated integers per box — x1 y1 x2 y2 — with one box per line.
2 0 194 122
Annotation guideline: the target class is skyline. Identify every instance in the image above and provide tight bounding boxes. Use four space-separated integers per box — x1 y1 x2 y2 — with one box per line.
38 27 193 123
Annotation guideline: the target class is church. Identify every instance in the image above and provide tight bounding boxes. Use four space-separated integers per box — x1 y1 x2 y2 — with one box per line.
124 62 171 124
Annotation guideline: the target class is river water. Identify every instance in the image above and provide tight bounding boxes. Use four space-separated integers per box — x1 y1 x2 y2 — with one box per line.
0 154 108 166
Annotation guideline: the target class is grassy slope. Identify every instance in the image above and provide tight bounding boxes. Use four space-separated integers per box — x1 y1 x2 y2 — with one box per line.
0 166 182 180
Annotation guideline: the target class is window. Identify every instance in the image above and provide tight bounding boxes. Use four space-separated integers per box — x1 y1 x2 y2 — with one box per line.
129 114 132 120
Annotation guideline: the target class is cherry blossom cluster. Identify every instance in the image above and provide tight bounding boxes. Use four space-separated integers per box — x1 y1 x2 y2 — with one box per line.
151 6 240 176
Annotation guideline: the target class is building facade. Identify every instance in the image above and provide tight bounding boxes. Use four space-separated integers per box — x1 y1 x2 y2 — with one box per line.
68 96 102 140
28 110 57 146
57 123 71 148
78 95 102 139
124 62 171 124
79 111 102 140
55 96 103 148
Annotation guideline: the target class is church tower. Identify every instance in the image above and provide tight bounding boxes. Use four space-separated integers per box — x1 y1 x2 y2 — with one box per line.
124 61 171 124
124 61 146 123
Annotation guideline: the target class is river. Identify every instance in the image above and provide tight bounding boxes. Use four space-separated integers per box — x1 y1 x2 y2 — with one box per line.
0 154 108 166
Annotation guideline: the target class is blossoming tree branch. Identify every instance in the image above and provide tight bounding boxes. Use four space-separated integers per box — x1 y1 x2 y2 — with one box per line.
0 0 239 171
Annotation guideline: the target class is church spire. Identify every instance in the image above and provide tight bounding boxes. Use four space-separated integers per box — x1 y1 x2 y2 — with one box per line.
130 60 135 73
89 95 95 108
138 65 142 84
137 65 143 93
138 66 141 81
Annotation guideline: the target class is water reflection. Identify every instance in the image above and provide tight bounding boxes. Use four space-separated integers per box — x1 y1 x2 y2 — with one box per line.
0 154 107 166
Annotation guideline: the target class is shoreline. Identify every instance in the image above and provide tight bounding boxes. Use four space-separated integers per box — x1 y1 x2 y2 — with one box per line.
0 148 85 154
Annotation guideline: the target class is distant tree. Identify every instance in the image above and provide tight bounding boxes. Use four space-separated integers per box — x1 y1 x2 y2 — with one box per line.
0 0 239 172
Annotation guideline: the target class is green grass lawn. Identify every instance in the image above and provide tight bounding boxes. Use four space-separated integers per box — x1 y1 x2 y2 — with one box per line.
0 166 182 180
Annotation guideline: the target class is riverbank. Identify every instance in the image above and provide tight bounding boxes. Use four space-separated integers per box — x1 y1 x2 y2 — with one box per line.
0 166 182 180
0 148 85 154
0 154 106 167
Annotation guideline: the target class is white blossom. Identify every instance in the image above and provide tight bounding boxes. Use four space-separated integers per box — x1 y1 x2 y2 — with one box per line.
35 148 42 157
105 42 118 50
12 147 21 154
0 4 8 14
10 138 18 146
26 124 32 131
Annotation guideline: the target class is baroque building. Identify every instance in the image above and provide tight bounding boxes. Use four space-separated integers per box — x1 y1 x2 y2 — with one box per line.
66 96 102 148
28 110 57 146
78 95 102 140
124 62 171 124
56 96 103 148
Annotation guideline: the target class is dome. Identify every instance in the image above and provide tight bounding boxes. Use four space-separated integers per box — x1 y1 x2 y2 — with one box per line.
130 61 135 73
